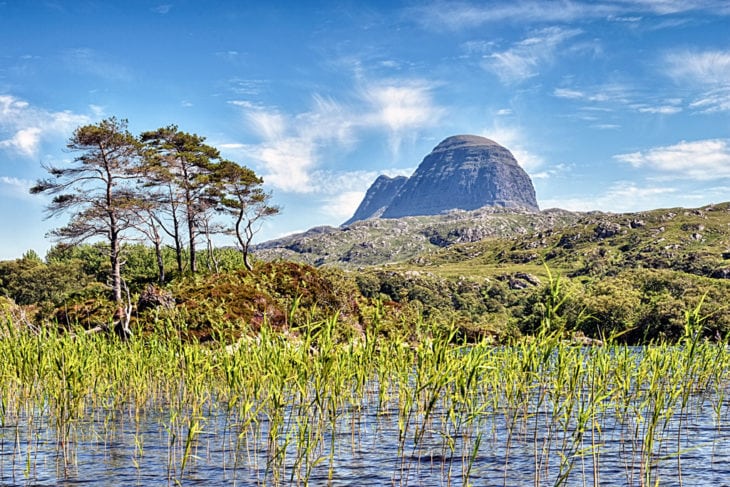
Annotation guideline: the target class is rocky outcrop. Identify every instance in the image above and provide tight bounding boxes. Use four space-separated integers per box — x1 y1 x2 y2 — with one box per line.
343 175 408 226
345 135 539 225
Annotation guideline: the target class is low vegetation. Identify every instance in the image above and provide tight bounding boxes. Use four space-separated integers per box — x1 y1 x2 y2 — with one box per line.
3 202 730 344
1 297 728 485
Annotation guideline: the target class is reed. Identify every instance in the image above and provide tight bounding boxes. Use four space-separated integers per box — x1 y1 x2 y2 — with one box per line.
0 299 729 486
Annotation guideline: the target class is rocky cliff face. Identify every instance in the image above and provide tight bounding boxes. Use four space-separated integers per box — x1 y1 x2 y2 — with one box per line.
345 135 539 225
343 175 407 226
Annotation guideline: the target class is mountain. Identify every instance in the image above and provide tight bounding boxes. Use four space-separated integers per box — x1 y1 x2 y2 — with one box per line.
345 135 539 225
342 175 408 226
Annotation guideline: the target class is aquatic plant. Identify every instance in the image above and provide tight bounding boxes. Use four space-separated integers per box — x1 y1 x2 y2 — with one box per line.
1 299 729 485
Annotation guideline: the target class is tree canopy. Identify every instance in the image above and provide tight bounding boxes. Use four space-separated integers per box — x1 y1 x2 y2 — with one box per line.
30 117 279 335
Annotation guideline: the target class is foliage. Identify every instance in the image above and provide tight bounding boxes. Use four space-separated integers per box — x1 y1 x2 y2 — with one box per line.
30 117 141 316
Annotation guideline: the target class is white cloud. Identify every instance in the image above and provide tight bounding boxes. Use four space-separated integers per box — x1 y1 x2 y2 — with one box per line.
151 4 172 14
409 1 616 30
248 137 316 192
89 104 105 117
246 109 287 141
0 176 35 200
228 79 442 192
227 96 356 192
553 84 631 104
480 124 545 173
665 49 730 85
689 87 730 113
636 105 682 114
0 127 42 157
365 84 436 131
321 191 367 220
410 0 730 31
0 95 90 158
63 48 133 82
615 139 730 179
314 168 413 221
622 0 730 15
554 88 585 100
362 80 444 154
483 27 582 83
664 49 730 112
540 182 678 212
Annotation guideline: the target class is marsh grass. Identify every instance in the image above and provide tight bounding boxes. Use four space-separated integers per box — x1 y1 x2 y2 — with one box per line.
1 304 729 486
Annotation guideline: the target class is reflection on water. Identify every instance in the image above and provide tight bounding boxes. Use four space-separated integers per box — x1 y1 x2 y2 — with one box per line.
2 379 730 487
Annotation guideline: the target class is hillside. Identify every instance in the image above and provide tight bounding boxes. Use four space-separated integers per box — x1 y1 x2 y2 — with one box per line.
252 202 730 343
254 202 730 275
398 202 730 279
254 206 581 267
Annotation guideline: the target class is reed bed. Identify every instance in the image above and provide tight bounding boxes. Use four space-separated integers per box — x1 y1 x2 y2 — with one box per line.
1 311 729 486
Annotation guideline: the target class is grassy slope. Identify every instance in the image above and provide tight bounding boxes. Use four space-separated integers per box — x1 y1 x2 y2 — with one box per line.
395 202 730 281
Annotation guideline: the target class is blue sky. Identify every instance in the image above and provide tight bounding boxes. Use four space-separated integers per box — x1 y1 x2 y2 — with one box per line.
1 1 729 260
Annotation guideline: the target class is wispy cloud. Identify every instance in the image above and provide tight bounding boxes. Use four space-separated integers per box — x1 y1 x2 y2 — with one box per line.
555 84 680 117
615 139 730 179
635 105 682 114
480 123 545 174
689 87 730 113
665 49 730 85
0 95 89 158
315 168 414 221
481 27 582 83
62 48 133 82
151 4 172 14
540 182 678 212
410 0 730 31
362 80 444 154
227 78 442 193
665 49 730 112
0 176 35 200
632 97 683 114
553 84 632 104
622 0 730 15
409 1 615 30
225 96 356 192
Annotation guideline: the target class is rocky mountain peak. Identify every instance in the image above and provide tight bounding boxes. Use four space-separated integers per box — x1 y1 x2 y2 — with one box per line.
342 175 408 226
345 134 539 225
431 134 502 153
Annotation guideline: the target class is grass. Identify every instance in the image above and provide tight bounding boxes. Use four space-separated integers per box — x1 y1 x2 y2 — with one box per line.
1 303 730 485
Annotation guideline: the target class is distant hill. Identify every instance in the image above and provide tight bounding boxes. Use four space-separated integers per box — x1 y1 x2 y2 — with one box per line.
254 202 730 281
345 135 538 226
254 206 581 267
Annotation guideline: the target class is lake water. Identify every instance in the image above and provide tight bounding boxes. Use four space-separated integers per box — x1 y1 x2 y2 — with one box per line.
2 379 730 487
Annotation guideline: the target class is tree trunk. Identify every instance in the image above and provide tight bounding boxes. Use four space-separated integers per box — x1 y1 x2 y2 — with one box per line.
154 239 165 284
235 208 255 272
188 223 197 273
110 229 123 304
109 228 131 340
171 213 183 274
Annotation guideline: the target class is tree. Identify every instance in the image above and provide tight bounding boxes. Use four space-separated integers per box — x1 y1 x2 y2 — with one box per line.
140 126 221 274
216 160 280 271
30 117 140 338
127 199 167 284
